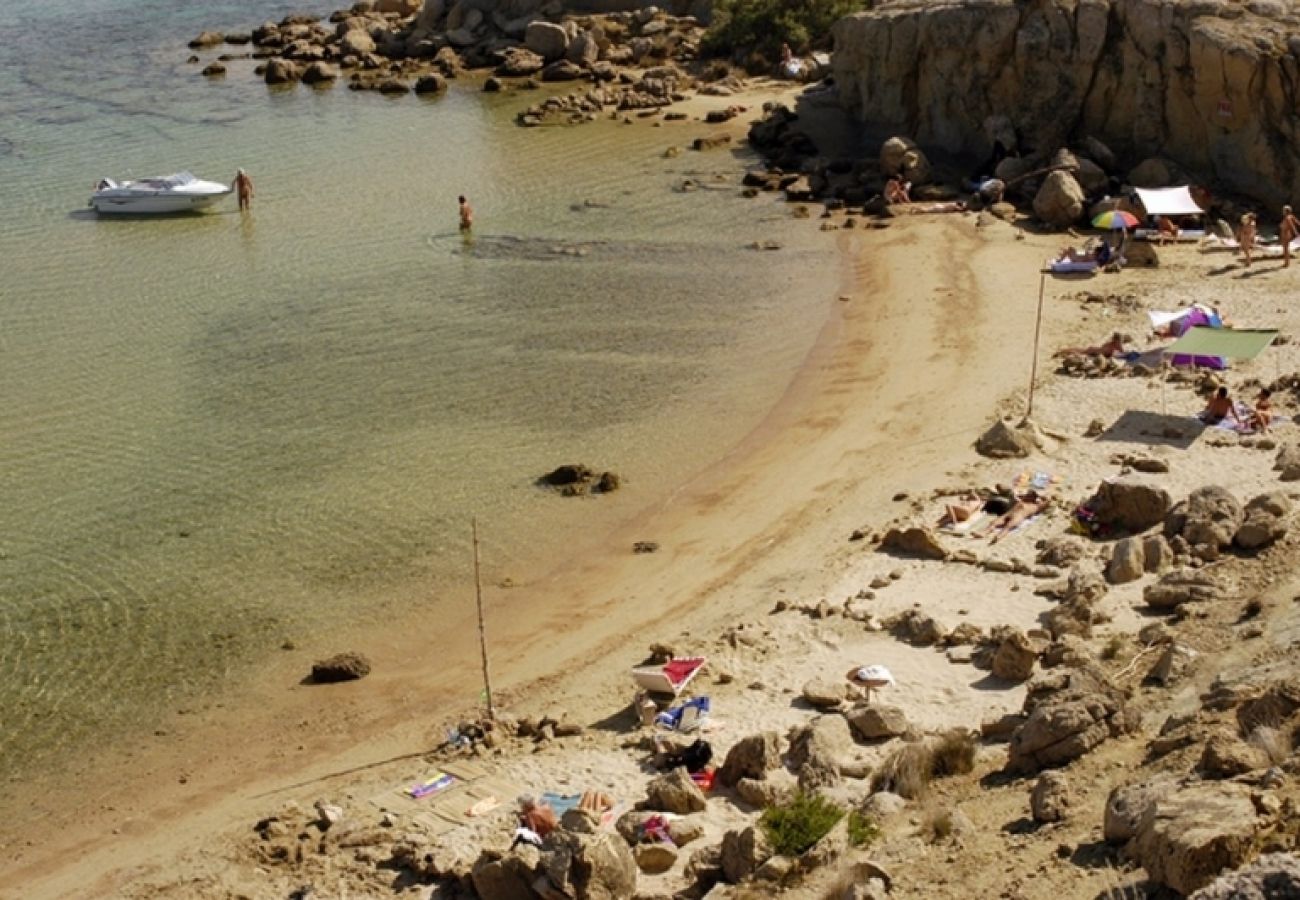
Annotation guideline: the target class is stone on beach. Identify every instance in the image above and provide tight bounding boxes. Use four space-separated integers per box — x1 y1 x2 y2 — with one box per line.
1234 491 1291 550
1091 478 1171 532
878 526 947 560
1032 170 1085 228
717 732 784 787
846 703 909 740
975 419 1033 458
310 652 371 682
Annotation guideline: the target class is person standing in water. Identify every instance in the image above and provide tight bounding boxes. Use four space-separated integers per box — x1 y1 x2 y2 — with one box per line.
233 168 254 212
458 195 474 232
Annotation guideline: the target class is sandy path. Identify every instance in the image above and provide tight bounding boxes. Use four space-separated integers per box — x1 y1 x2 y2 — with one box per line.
1 210 1050 898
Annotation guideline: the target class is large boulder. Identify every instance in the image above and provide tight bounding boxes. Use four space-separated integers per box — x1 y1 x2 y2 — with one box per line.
644 767 706 814
525 20 569 61
1234 491 1291 550
1106 537 1146 584
879 135 931 183
1144 568 1221 611
302 61 340 84
1172 486 1243 550
1007 665 1130 773
496 47 545 77
975 419 1033 458
801 677 847 709
720 826 772 883
1129 781 1273 896
1031 771 1072 824
1274 443 1300 481
471 845 542 900
340 29 377 55
1104 776 1178 844
1091 478 1172 532
1032 170 1085 228
991 630 1038 683
264 58 303 84
846 703 909 741
536 829 638 900
878 526 947 560
310 652 371 682
787 715 855 790
717 732 784 787
566 29 600 67
1190 852 1300 899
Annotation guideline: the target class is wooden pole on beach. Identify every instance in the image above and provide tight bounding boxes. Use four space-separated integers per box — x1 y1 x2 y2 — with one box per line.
471 518 496 719
1025 271 1047 420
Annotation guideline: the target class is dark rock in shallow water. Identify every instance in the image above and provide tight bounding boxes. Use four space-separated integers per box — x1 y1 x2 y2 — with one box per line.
311 652 371 683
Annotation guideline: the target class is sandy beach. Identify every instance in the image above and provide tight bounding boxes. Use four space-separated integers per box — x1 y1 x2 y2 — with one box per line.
7 75 1300 898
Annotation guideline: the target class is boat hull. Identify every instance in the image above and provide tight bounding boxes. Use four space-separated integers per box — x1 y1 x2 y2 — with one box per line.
90 190 231 215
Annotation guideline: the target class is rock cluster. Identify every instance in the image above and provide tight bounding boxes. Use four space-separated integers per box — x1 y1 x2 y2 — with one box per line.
190 2 718 117
831 0 1300 207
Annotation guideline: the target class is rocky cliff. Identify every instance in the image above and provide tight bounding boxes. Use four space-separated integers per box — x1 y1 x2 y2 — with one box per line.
831 0 1300 205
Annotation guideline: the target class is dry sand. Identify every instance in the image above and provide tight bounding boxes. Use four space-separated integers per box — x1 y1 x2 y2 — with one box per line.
6 83 1300 900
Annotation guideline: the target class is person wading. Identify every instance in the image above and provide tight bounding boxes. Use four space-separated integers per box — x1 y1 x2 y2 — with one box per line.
233 168 254 212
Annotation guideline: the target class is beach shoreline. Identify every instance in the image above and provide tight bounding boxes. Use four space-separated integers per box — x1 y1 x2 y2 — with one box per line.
0 81 1050 896
10 68 1300 897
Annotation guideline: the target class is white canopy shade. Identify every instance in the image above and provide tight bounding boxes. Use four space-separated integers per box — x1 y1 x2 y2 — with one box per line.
1134 186 1204 217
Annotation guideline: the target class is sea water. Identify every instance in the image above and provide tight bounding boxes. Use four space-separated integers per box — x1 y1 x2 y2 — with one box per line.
0 0 835 787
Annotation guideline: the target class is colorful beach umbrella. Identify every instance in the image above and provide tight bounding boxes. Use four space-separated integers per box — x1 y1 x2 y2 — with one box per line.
1092 209 1139 230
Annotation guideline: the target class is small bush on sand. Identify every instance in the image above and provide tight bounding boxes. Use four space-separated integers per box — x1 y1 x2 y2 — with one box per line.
872 730 978 798
1101 634 1126 660
760 791 844 856
847 810 879 848
920 804 955 843
871 741 932 799
930 729 978 778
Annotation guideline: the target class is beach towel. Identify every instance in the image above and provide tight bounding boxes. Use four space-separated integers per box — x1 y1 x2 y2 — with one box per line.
1198 406 1289 435
1134 228 1205 242
656 696 710 732
408 772 457 799
1046 258 1098 274
1012 470 1062 495
940 510 990 535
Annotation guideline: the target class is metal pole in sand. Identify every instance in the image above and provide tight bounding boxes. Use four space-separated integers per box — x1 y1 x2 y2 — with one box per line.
471 517 496 719
1025 270 1047 420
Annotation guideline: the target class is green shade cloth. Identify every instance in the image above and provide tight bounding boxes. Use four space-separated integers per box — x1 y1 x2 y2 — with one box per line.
1164 327 1278 360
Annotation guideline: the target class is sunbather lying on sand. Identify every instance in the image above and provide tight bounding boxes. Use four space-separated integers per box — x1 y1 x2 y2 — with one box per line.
973 490 1051 544
517 795 559 838
1054 332 1128 358
911 200 968 214
939 493 983 525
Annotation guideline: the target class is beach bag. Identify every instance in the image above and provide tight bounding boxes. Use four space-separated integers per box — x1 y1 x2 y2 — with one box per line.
668 739 713 773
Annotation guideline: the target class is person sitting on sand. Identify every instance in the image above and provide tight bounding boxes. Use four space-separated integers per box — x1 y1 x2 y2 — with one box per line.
1054 332 1128 359
939 492 984 526
1154 215 1180 245
973 490 1051 544
1247 388 1273 433
1199 386 1243 426
884 176 910 205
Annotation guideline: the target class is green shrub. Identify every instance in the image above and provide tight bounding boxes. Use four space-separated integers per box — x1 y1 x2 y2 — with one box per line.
846 810 879 848
702 0 865 64
760 791 844 856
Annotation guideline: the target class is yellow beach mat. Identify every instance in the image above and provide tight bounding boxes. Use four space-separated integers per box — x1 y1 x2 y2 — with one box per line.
369 758 520 835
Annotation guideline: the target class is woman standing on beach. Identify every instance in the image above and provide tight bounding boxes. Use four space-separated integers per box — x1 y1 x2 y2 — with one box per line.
1238 213 1257 266
1281 205 1299 268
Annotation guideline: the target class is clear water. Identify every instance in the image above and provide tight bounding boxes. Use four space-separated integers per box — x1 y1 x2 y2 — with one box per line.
0 0 834 784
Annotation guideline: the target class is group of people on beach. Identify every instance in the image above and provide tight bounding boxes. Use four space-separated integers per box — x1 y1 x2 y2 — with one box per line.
1239 206 1300 267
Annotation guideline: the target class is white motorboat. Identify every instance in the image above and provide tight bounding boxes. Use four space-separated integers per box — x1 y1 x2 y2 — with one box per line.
89 171 231 215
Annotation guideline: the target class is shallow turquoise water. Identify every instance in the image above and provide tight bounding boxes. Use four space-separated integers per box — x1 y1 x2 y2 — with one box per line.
0 0 834 781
